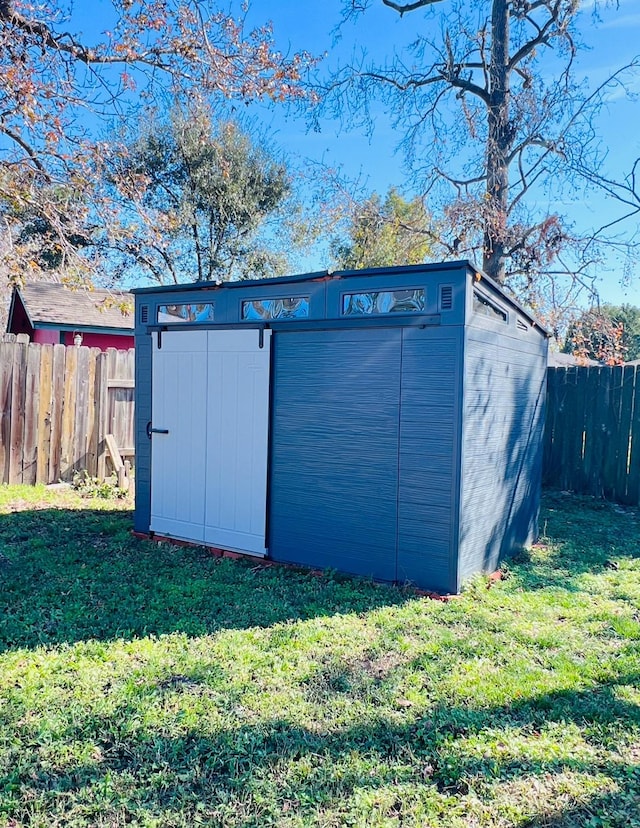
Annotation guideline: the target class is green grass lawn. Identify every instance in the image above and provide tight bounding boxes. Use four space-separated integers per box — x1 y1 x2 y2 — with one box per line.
0 485 639 827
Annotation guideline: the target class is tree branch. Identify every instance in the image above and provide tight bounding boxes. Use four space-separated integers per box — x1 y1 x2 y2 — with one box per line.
1 127 50 177
382 0 445 15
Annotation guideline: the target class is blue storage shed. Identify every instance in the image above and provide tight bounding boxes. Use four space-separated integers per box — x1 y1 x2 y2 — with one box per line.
132 261 548 593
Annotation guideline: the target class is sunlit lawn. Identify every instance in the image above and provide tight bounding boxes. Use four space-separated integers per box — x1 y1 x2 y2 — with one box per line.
0 484 639 827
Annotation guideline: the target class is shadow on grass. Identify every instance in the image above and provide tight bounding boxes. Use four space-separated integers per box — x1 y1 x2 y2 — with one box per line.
509 490 640 594
1 497 640 824
4 663 639 825
0 506 411 651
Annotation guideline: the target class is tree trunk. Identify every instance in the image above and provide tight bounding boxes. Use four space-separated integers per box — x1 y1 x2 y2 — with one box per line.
483 0 511 284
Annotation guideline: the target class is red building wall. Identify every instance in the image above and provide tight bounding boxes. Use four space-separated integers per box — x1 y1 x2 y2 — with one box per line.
32 329 59 345
61 331 134 350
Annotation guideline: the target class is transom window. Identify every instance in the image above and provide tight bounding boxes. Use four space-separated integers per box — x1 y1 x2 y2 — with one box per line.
241 297 309 320
342 288 425 316
473 290 507 323
157 303 215 323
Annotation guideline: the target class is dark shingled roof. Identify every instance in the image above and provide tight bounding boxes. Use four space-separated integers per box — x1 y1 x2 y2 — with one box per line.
547 351 599 367
16 282 134 330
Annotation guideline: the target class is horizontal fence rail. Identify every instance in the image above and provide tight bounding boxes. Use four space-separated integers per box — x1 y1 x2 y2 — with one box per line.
0 337 134 485
544 365 640 505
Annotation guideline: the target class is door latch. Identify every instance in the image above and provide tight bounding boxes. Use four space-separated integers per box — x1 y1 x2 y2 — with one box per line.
146 421 169 438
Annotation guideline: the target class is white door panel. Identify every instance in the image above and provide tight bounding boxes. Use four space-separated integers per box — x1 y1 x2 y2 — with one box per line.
150 331 207 542
204 330 271 555
150 328 270 555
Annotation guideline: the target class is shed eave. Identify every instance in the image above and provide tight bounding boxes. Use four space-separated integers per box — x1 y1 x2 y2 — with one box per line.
130 261 479 296
130 270 331 296
473 270 550 337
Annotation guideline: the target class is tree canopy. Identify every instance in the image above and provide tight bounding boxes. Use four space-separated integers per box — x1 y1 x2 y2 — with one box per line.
331 187 434 270
563 304 640 365
101 105 294 284
0 0 315 285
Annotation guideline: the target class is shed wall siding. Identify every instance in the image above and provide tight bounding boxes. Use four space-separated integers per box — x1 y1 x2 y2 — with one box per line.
458 321 547 587
134 334 152 533
269 328 401 581
397 326 461 593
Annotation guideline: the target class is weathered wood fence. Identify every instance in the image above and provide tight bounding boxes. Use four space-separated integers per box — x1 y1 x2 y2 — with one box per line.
544 365 640 505
3 338 640 504
0 336 134 485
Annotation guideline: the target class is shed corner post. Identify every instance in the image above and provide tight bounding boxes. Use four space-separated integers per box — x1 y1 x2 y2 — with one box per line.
133 328 154 535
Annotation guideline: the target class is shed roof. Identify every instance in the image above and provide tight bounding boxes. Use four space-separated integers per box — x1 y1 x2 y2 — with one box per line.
11 282 134 331
548 351 600 367
131 260 549 337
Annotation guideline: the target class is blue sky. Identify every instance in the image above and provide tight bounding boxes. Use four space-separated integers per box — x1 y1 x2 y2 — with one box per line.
73 0 640 307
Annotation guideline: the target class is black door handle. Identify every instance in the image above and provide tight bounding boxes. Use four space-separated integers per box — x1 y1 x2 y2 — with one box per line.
146 421 169 438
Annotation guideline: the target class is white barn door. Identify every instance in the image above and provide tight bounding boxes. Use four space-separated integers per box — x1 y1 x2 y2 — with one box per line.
150 328 271 555
150 330 208 541
204 329 271 555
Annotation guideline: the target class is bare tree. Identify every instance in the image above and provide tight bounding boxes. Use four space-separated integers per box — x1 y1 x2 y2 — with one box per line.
322 0 638 319
0 1 315 285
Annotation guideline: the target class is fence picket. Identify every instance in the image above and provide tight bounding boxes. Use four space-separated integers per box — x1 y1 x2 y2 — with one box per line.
582 368 601 496
0 343 13 482
22 345 40 485
60 345 78 481
627 367 640 506
49 344 66 484
36 344 53 484
8 343 28 484
617 366 636 504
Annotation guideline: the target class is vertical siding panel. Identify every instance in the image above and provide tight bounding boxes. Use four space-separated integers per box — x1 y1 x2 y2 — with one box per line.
270 329 401 582
459 322 547 584
134 338 152 532
396 327 460 593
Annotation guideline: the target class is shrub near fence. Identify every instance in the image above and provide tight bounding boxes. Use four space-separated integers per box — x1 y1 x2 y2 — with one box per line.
544 365 640 505
0 337 134 485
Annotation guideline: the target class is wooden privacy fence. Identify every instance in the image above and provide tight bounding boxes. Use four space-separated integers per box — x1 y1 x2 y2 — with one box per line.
0 337 134 485
544 365 640 505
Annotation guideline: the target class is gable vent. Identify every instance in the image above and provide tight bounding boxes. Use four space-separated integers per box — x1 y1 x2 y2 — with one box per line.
517 318 528 332
439 285 453 311
140 304 149 324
